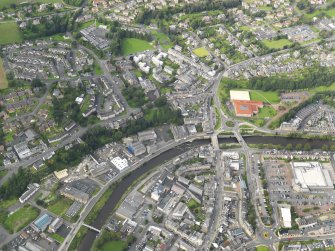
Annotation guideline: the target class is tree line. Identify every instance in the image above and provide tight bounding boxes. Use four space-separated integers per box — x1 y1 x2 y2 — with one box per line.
136 0 241 24
249 65 335 91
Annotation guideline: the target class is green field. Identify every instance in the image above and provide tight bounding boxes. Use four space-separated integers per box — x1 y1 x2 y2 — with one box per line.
256 246 270 251
0 0 62 8
50 233 65 243
250 90 280 103
101 240 127 251
47 197 73 216
3 205 40 233
262 39 292 49
0 58 8 89
0 22 23 45
255 106 277 118
309 83 335 93
0 198 17 209
325 8 335 17
151 30 173 50
193 47 210 57
121 38 154 55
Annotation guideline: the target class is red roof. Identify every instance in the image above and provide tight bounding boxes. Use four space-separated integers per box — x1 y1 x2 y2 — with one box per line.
232 100 263 117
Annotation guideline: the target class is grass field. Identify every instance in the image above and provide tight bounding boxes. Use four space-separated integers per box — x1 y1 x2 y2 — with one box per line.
3 205 39 233
151 30 173 50
0 22 22 45
262 39 292 49
255 106 277 119
0 198 17 209
50 233 65 243
0 0 62 8
309 83 335 93
256 246 270 251
47 197 73 216
250 90 280 103
0 58 8 89
121 38 154 55
101 240 127 251
193 47 210 57
325 8 335 17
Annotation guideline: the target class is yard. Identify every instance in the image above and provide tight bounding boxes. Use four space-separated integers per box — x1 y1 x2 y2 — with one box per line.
121 38 154 55
0 58 8 89
262 39 292 49
193 47 210 57
3 205 40 233
0 22 23 45
47 197 73 216
250 90 280 103
101 240 127 251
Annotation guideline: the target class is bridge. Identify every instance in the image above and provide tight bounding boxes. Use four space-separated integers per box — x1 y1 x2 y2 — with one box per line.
82 223 101 233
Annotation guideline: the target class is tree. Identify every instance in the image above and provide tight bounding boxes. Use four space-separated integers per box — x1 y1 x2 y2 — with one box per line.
285 143 293 151
303 143 311 151
295 143 302 151
322 144 328 151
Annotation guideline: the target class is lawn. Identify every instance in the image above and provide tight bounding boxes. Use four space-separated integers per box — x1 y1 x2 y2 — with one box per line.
262 39 292 49
0 0 61 8
256 246 270 251
101 240 127 251
250 90 280 103
151 30 173 50
0 198 17 209
47 197 73 216
193 47 210 57
309 83 335 93
121 38 154 55
325 8 335 17
50 233 65 243
3 205 40 233
0 22 23 45
0 170 8 179
255 106 277 119
0 58 8 89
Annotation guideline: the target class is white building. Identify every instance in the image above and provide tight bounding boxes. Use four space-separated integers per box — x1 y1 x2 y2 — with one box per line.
111 157 129 171
291 162 334 192
279 204 292 228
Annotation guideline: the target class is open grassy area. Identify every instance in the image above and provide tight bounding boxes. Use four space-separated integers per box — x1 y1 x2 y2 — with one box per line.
0 22 22 45
193 47 210 57
255 106 277 119
250 90 280 103
121 38 154 55
256 246 270 251
325 8 335 17
151 30 173 50
309 83 335 93
214 106 221 130
0 198 17 209
101 240 127 251
0 0 62 8
50 233 65 243
3 205 40 233
262 39 292 49
0 58 8 89
47 197 73 216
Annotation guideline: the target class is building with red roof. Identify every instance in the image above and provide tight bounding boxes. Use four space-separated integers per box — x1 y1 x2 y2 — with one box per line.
232 100 263 117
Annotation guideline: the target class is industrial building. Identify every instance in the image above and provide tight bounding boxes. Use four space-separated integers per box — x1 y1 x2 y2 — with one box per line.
137 130 157 142
279 204 292 228
19 183 40 203
60 186 90 203
232 100 264 117
127 141 146 156
48 217 63 233
111 156 129 171
33 213 53 232
291 162 334 192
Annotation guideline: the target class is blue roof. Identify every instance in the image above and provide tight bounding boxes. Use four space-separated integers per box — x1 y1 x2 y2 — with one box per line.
34 213 53 231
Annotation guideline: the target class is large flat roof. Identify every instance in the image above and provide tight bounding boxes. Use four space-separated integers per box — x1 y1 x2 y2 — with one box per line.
230 90 250 101
292 162 333 190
